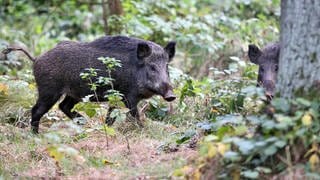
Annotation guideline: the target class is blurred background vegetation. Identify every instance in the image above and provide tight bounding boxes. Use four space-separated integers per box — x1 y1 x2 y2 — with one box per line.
7 0 320 179
0 0 280 76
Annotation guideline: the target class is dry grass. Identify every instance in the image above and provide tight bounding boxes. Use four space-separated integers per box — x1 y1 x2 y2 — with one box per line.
0 115 197 179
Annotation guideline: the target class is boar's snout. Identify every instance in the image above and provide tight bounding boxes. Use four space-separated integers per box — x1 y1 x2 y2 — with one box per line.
160 82 176 102
164 90 176 102
265 92 274 101
263 80 275 101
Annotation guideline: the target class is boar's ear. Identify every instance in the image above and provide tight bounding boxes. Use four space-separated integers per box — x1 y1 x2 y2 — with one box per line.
248 44 262 64
137 42 152 59
164 41 176 61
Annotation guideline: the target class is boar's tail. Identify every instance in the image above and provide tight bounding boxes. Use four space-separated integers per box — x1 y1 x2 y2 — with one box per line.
2 47 35 62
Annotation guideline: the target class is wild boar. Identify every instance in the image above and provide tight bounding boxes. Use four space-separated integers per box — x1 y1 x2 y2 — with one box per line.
248 43 280 101
3 36 177 133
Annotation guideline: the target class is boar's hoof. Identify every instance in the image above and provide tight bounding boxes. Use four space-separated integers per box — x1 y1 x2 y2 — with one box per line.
31 126 39 134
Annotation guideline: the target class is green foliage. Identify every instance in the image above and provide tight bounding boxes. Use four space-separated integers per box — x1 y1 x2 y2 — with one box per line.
180 97 320 179
1 0 279 76
146 56 262 126
75 56 126 119
72 101 100 118
102 125 116 137
118 0 280 75
0 75 35 125
98 57 122 70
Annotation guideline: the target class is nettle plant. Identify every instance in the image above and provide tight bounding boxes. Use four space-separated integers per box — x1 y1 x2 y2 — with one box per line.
72 57 127 133
35 57 126 171
177 97 320 179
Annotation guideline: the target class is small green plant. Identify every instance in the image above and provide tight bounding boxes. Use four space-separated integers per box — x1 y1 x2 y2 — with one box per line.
73 57 127 145
75 57 125 116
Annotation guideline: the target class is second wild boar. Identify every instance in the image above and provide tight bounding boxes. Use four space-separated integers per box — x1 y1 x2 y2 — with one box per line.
248 42 280 101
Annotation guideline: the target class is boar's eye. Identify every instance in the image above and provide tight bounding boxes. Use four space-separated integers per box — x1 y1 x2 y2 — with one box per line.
260 67 264 72
275 65 278 72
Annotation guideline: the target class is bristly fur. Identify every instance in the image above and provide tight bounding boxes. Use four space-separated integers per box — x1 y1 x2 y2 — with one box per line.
30 35 176 133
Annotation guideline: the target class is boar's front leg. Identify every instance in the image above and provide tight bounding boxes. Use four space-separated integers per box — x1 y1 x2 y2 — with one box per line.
124 97 143 127
105 96 142 126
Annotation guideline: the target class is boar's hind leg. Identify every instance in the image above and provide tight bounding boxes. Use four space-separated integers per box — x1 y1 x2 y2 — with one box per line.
59 95 81 119
31 93 61 133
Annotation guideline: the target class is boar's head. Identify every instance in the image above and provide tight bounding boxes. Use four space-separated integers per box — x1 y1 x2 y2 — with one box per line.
248 43 280 101
136 41 176 102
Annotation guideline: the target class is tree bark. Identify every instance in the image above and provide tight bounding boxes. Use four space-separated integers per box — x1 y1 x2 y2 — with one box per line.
101 0 109 35
108 0 123 16
101 0 123 35
277 0 320 99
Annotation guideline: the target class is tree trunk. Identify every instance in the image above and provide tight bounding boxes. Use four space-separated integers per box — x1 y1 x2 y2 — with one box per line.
101 0 109 35
101 0 124 35
277 0 320 99
108 0 123 16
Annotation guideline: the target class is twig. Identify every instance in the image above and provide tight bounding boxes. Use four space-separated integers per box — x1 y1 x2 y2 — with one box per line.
285 146 293 179
125 135 131 154
276 154 290 166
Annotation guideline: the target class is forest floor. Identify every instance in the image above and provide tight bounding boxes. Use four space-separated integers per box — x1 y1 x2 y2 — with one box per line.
0 108 197 179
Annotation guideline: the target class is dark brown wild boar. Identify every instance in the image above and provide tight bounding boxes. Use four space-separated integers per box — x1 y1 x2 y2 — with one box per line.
248 43 280 101
3 36 176 133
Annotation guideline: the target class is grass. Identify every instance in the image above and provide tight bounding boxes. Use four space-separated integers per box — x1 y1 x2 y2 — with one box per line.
0 76 199 179
0 113 197 179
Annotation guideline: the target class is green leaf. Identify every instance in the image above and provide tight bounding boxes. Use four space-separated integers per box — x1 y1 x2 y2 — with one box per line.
85 108 96 118
296 98 311 107
224 151 241 161
176 129 196 144
274 140 286 148
72 102 99 118
216 114 243 126
235 140 255 155
110 108 128 122
272 98 290 112
204 135 218 142
242 170 259 179
263 145 277 156
217 126 233 139
234 125 248 136
102 125 116 136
